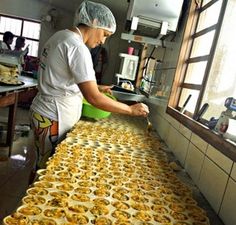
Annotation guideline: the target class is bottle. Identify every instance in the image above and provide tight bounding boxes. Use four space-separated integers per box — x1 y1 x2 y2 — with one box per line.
127 60 135 79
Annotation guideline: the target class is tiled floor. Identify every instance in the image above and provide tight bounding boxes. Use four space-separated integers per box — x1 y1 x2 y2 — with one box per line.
0 107 36 223
0 107 225 225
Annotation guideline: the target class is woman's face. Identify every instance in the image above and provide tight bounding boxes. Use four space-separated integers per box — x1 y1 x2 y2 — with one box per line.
86 28 112 48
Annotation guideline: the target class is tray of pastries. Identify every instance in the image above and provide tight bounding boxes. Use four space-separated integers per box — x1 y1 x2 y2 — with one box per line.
3 118 210 225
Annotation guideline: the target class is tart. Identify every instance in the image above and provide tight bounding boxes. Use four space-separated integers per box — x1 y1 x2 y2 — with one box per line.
66 213 88 224
27 187 48 196
22 195 46 205
71 193 90 202
112 201 130 210
90 205 109 216
112 210 131 220
3 213 29 225
68 204 88 213
93 198 110 206
31 218 57 225
46 197 68 207
133 211 152 222
44 208 65 218
92 217 112 225
17 205 41 216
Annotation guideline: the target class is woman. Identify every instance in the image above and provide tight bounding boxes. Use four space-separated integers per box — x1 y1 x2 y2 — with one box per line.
30 0 149 169
1 31 14 50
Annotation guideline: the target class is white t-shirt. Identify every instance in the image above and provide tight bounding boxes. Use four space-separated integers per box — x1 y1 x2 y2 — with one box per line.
31 29 96 120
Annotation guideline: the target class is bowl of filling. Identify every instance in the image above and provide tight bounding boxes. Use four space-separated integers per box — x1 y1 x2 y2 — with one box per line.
82 93 116 119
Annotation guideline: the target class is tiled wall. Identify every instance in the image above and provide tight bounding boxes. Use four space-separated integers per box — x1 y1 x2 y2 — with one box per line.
150 105 236 225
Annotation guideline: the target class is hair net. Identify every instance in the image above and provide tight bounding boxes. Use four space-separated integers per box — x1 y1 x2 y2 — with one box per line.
74 0 116 33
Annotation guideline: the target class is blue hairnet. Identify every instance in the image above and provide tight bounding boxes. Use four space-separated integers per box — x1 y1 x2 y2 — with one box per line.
74 0 116 33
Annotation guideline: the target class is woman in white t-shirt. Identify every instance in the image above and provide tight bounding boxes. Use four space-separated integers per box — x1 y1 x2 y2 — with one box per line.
30 0 149 169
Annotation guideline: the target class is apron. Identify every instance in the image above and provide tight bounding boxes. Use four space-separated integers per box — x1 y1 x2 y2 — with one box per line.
38 92 83 139
54 93 83 139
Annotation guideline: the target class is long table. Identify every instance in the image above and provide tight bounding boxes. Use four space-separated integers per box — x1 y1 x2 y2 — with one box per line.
0 76 38 156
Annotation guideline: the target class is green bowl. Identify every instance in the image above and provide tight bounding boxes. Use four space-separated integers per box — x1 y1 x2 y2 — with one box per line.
82 93 116 119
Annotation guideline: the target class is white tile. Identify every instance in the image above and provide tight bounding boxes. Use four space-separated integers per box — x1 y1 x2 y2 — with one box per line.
198 157 228 213
173 132 189 166
206 145 233 174
190 133 208 153
219 178 236 225
166 114 180 130
185 143 205 185
179 123 192 139
230 163 236 181
166 126 178 152
156 116 170 142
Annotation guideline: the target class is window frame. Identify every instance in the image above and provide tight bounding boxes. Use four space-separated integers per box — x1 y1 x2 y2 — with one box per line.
0 13 41 56
167 0 236 161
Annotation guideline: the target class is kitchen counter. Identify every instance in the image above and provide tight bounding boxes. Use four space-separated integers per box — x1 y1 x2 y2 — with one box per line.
3 114 213 225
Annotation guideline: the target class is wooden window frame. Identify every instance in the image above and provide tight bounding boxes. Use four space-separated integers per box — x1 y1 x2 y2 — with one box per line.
167 0 236 161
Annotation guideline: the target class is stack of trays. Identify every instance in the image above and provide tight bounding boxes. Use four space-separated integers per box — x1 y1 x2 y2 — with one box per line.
3 115 210 225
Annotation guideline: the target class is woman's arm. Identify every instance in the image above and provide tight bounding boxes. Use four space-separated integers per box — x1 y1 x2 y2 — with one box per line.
78 81 149 117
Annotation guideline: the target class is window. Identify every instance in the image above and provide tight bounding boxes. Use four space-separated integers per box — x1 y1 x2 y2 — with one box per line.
0 14 41 57
167 0 236 157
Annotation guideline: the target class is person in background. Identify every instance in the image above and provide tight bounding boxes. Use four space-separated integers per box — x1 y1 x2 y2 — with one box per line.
0 31 14 50
13 36 29 67
30 0 149 169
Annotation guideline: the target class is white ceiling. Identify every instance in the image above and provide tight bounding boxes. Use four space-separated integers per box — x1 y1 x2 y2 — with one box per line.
39 0 129 20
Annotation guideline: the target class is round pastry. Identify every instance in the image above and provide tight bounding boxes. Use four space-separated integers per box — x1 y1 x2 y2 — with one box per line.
96 183 111 190
74 187 91 194
93 198 110 206
27 187 48 196
39 175 57 182
71 194 90 202
31 218 57 225
46 197 68 207
90 205 109 216
49 191 70 199
153 214 172 223
151 205 168 214
189 212 209 223
92 217 112 225
113 220 132 225
112 210 131 220
44 208 65 218
3 213 29 225
17 205 41 216
94 189 110 197
131 203 150 211
112 193 129 201
171 212 188 221
34 181 53 189
169 203 186 212
56 183 74 191
68 204 88 213
22 195 46 205
131 195 148 203
133 211 152 222
112 201 130 210
66 213 88 224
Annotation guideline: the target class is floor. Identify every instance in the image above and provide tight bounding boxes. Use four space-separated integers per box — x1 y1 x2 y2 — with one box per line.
0 107 225 225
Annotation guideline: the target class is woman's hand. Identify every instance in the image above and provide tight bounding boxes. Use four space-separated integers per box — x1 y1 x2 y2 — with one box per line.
129 103 149 117
98 85 113 95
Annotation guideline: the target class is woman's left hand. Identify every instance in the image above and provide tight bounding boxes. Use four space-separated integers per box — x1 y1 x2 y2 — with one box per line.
98 85 113 95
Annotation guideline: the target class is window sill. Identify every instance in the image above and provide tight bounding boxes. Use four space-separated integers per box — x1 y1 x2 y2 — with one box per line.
166 106 236 162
